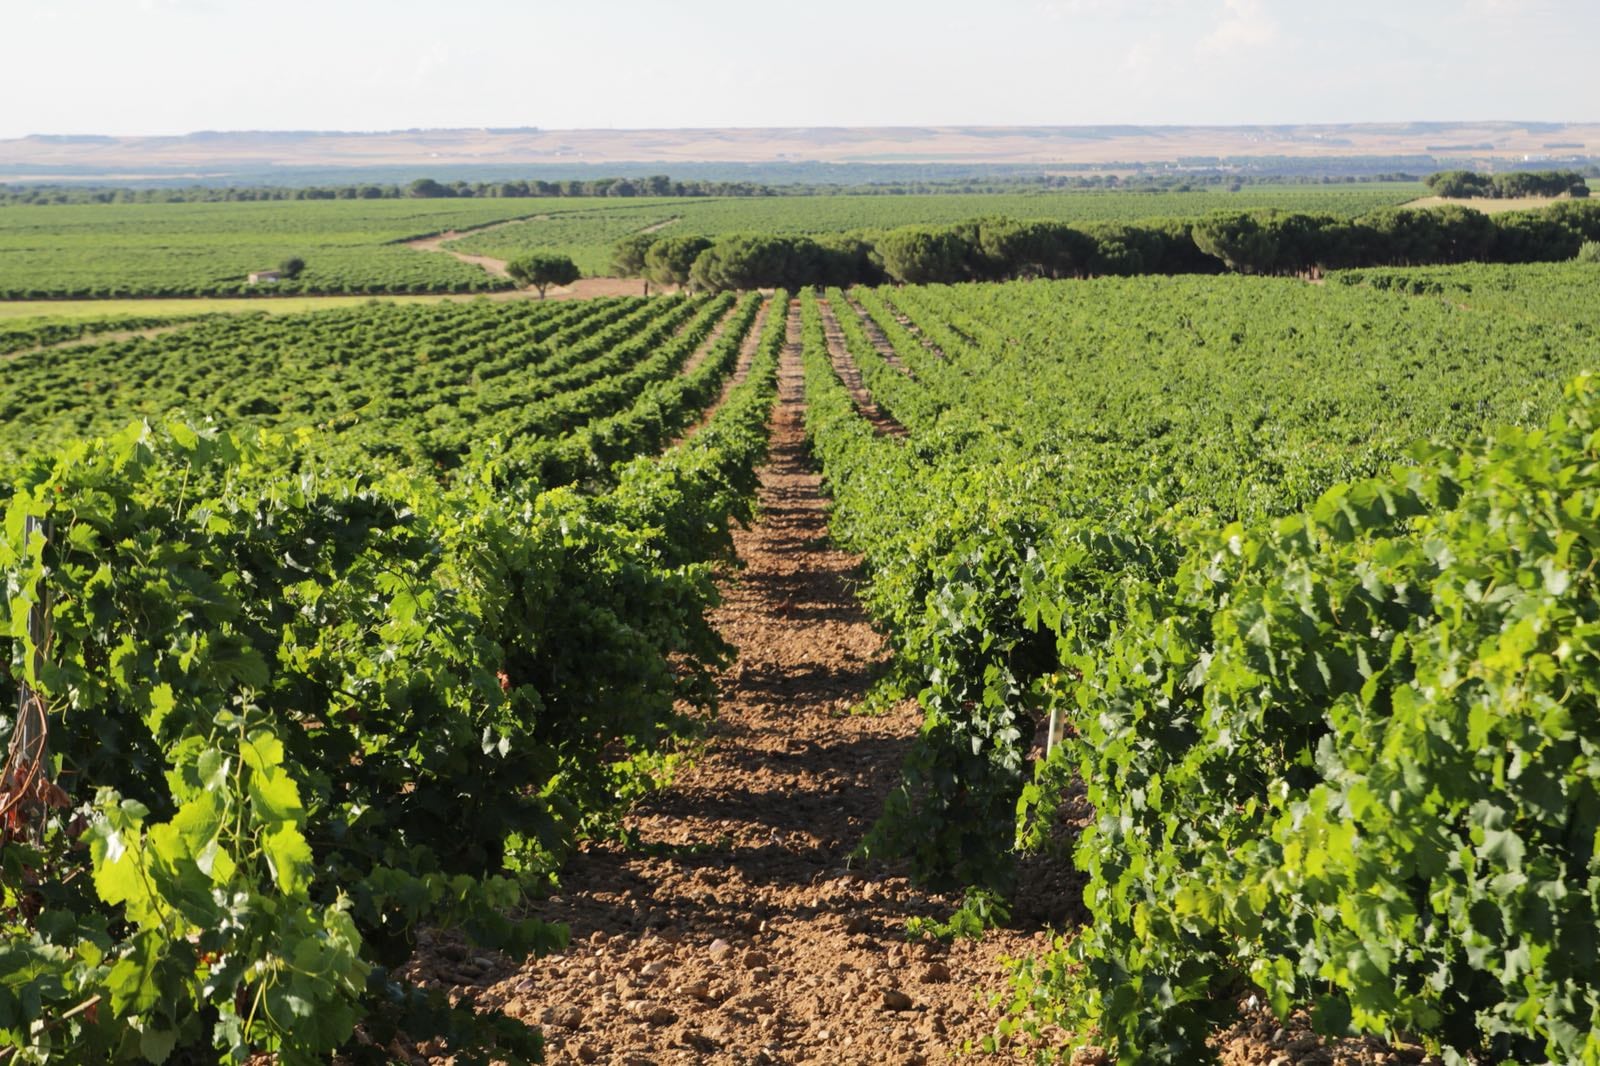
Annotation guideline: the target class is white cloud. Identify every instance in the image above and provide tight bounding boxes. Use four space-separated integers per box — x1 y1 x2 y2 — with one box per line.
413 45 451 81
1122 41 1159 77
1199 0 1282 55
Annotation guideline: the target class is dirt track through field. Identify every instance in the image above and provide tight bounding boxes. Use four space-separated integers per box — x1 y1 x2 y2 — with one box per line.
1401 194 1577 214
408 301 1056 1065
404 229 515 278
401 214 561 279
637 217 681 236
404 215 663 301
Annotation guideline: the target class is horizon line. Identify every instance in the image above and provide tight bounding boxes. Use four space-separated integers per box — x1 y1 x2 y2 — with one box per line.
6 118 1600 142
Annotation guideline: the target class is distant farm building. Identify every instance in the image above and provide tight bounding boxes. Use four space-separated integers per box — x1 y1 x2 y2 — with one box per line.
247 270 282 285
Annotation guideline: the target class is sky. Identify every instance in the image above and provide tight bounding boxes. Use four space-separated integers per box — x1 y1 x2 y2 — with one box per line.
2 0 1597 138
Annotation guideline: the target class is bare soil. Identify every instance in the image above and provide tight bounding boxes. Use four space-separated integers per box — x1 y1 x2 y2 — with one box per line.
544 277 660 301
675 299 745 378
449 276 659 302
1214 1003 1439 1066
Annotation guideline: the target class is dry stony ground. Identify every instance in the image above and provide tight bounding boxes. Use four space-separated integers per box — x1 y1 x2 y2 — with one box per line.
402 312 1442 1065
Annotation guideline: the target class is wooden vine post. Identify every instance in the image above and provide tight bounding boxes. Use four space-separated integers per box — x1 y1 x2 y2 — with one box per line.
17 517 48 750
3 516 62 845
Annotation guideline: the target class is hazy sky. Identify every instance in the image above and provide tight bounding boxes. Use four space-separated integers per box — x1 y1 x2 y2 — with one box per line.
4 0 1596 138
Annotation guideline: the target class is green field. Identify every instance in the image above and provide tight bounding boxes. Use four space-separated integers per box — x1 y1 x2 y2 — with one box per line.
0 293 495 322
444 202 689 274
0 198 635 298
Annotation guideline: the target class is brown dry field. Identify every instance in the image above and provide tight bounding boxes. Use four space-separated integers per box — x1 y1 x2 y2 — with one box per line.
1404 193 1584 213
3 122 1596 174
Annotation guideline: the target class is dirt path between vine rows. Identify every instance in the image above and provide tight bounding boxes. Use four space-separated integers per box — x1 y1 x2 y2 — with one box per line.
409 302 1062 1065
3 323 198 362
394 295 1441 1066
814 297 908 439
873 294 948 361
673 297 773 447
677 297 752 379
840 295 916 379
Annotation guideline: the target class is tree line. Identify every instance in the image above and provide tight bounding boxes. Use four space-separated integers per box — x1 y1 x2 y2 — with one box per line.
1424 168 1590 199
0 169 1458 208
610 201 1600 291
0 176 780 207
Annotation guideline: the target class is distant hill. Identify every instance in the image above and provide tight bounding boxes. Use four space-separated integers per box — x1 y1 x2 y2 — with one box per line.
1 122 1595 183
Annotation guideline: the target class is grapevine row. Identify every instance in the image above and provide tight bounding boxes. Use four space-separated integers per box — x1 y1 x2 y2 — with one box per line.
798 268 1600 1062
0 292 786 1062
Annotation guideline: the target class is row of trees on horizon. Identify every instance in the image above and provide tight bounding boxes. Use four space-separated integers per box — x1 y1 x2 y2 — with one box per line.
5 168 1595 207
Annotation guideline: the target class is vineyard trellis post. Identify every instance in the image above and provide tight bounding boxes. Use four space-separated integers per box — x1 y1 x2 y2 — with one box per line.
19 516 49 723
4 516 53 844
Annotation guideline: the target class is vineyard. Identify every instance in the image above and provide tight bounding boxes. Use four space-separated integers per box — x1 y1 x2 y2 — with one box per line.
795 264 1600 1063
1335 259 1600 325
0 199 633 298
3 257 1600 1063
0 185 1421 299
0 293 775 484
0 291 785 1061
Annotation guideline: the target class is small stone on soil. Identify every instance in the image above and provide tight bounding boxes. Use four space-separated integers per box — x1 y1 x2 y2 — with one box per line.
625 999 677 1026
882 988 914 1011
